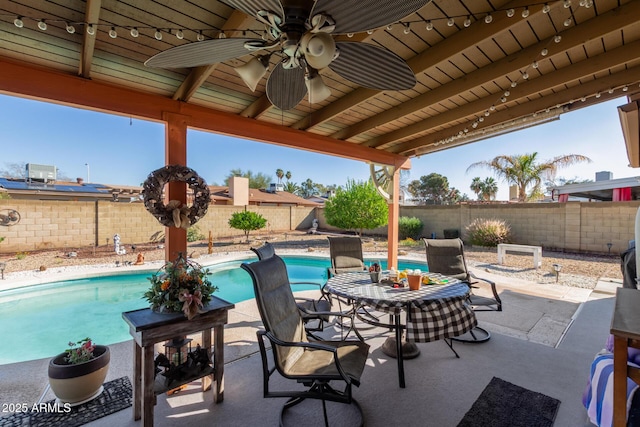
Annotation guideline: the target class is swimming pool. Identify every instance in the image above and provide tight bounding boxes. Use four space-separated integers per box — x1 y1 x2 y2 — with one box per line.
0 256 427 364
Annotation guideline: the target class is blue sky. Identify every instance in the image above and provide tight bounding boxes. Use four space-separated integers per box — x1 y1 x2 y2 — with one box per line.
0 93 634 200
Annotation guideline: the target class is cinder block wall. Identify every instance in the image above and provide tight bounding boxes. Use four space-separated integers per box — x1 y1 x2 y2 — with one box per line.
315 200 640 255
0 200 317 252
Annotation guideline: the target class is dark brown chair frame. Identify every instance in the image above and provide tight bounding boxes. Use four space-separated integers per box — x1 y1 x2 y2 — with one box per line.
423 237 502 343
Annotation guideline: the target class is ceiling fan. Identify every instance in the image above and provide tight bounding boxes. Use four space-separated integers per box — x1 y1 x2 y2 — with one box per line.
145 0 431 110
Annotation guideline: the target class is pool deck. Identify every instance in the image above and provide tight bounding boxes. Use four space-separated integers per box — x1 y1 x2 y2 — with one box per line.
0 249 620 426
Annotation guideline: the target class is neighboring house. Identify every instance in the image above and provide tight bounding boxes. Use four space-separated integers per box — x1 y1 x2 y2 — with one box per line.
1 174 318 206
552 172 640 202
0 177 142 202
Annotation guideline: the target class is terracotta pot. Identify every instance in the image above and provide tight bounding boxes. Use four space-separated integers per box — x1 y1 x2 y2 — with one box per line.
407 274 422 291
48 345 110 405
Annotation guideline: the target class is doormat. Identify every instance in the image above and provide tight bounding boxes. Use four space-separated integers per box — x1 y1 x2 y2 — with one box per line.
0 376 132 427
457 377 560 427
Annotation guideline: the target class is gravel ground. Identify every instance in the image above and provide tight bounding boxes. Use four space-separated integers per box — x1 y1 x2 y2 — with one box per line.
0 231 623 288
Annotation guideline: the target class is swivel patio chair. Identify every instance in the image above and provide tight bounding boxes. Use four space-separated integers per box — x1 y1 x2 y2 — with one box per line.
327 236 368 277
241 255 369 426
423 237 502 343
327 236 382 325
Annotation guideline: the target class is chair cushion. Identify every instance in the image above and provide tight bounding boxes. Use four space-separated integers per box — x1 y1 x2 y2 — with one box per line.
285 340 370 386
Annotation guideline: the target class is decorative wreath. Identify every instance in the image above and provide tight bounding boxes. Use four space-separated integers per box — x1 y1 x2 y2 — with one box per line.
142 165 210 229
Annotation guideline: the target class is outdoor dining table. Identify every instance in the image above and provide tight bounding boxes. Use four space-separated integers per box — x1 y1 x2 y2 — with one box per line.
324 272 477 388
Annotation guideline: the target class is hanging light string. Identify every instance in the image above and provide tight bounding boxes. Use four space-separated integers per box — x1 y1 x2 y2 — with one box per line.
4 0 593 42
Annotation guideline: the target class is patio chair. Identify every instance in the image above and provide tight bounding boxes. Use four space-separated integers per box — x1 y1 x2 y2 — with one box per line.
423 237 502 343
251 242 333 338
327 236 367 277
241 255 369 426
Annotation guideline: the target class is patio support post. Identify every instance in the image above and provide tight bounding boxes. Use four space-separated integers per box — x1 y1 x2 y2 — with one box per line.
163 112 189 262
387 164 402 269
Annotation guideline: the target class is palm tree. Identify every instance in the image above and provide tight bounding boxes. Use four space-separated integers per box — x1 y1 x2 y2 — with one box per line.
275 169 284 184
470 177 482 200
467 152 591 202
285 171 292 181
481 177 498 201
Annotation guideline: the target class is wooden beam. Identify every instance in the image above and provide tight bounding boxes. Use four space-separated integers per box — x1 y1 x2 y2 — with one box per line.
163 112 189 261
379 38 640 152
402 67 640 156
79 0 101 78
172 11 252 102
336 0 640 143
0 57 409 168
291 0 550 131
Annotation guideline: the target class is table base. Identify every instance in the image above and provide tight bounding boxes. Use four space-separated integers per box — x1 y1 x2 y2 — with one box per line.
381 337 420 359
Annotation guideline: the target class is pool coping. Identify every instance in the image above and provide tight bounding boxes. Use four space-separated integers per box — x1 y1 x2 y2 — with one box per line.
0 249 427 292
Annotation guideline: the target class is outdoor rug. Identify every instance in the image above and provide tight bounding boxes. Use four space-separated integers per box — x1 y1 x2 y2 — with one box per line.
0 376 132 427
457 377 560 427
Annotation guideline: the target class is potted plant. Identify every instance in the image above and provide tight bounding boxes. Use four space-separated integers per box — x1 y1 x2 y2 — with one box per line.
48 337 110 405
144 253 217 320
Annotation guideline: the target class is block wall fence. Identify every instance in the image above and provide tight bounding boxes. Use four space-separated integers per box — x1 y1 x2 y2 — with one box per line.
1 199 638 255
0 200 316 252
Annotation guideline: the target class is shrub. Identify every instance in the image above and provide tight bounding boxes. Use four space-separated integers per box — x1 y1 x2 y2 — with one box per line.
465 218 511 247
398 216 423 240
228 211 267 241
187 226 205 242
399 237 421 247
16 251 28 260
323 179 388 236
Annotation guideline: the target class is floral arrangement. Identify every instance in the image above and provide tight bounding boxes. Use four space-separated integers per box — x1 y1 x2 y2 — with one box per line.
144 254 217 320
65 337 96 365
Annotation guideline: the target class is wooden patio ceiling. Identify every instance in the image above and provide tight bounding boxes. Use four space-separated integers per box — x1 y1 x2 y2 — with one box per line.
1 0 639 168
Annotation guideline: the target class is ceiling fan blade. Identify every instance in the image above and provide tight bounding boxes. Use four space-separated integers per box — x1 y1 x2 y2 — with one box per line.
266 63 307 110
220 0 284 21
145 38 265 68
329 42 416 91
310 0 431 34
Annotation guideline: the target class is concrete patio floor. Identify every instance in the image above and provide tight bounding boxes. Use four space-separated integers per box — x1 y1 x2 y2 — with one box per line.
0 257 618 426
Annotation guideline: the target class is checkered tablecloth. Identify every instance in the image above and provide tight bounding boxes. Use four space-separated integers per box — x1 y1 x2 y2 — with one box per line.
325 272 477 342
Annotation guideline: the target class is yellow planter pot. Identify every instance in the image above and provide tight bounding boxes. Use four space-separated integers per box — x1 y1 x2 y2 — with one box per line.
48 345 110 405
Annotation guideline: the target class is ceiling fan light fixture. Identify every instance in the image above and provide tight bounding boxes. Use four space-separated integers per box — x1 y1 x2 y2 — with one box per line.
305 70 331 104
300 32 336 70
235 55 271 92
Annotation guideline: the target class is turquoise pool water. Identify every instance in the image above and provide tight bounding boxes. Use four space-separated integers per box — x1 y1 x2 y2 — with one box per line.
0 256 426 364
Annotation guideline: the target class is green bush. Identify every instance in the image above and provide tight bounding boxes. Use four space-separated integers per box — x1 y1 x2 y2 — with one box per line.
465 218 511 247
399 237 421 247
398 216 423 240
187 226 205 242
228 211 267 241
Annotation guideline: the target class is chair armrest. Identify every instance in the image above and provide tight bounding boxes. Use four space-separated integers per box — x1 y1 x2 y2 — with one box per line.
261 330 353 384
290 281 324 290
469 272 502 304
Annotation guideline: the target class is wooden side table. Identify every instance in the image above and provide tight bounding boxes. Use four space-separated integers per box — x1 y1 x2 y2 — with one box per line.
610 287 640 427
122 296 235 427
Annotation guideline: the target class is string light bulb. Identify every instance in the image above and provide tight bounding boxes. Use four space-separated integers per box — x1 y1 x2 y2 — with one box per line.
109 27 117 38
154 29 163 40
176 29 184 39
521 7 530 18
532 60 539 68
447 18 455 27
541 48 548 56
347 33 354 37
511 81 517 88
464 16 471 27
130 27 139 37
564 0 571 7
506 8 515 17
66 23 75 34
403 23 411 34
484 13 493 24
386 24 393 30
218 31 226 39
14 17 24 28
426 21 433 31
623 86 629 92
197 31 205 41
367 29 373 35
522 71 529 79
543 3 551 13
86 24 95 35
554 35 562 43
563 18 572 26
38 20 47 31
